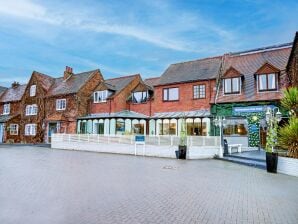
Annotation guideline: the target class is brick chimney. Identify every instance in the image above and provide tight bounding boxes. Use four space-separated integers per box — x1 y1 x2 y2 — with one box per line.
11 81 20 88
64 66 73 80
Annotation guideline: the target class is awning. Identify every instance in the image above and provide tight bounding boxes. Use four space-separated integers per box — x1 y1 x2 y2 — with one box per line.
0 115 13 123
151 110 211 119
78 110 149 120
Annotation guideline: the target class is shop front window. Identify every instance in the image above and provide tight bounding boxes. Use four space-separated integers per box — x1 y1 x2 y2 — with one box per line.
223 119 248 136
116 119 125 134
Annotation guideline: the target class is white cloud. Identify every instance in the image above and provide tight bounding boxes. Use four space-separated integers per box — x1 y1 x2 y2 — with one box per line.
0 0 236 53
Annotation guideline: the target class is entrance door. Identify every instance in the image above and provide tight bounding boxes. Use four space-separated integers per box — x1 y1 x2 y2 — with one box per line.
0 123 3 143
48 123 57 143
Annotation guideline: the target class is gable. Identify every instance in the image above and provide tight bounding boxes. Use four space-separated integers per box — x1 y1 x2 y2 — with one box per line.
255 62 280 74
223 67 242 78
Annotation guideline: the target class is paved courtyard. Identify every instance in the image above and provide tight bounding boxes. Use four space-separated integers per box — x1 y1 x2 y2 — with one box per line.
0 145 297 224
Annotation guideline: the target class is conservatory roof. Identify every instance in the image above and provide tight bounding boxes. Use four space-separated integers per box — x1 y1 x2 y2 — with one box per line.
78 110 149 120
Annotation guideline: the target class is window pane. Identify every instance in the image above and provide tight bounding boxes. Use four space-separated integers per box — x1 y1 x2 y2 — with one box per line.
259 75 267 90
268 74 276 89
193 86 199 98
199 85 205 98
163 89 168 101
224 79 231 93
169 88 179 100
232 78 239 92
133 92 143 103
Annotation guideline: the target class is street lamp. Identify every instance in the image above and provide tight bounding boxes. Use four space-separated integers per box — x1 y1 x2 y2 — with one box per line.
265 107 282 152
213 116 226 158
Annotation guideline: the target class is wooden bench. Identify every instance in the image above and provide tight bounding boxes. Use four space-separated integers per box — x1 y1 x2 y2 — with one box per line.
228 144 242 154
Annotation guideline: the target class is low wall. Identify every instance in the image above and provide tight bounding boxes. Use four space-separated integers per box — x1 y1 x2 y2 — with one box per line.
51 134 219 159
277 157 298 177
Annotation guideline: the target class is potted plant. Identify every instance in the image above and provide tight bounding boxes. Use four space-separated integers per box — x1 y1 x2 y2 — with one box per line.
265 107 281 173
176 117 187 159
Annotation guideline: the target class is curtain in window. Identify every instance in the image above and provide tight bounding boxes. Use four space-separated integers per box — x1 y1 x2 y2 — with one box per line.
268 74 276 89
259 75 266 90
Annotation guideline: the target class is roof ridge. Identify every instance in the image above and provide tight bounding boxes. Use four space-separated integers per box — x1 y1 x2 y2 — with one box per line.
229 42 292 56
145 77 160 80
106 74 140 81
54 69 99 80
171 55 223 66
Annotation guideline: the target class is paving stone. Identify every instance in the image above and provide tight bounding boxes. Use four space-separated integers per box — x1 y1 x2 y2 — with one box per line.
0 145 297 224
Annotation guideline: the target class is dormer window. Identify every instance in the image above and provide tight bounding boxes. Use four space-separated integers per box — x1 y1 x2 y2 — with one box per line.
224 77 240 94
132 91 148 103
3 103 10 115
94 90 111 103
56 99 66 111
30 85 36 96
258 73 277 92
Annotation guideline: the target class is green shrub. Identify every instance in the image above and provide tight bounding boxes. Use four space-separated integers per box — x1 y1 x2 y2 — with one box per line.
278 117 298 158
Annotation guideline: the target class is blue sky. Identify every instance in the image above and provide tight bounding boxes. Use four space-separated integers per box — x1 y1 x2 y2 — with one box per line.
0 0 297 87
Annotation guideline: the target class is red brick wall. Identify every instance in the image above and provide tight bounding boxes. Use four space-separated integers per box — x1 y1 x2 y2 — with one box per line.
152 80 216 113
128 100 152 116
90 76 141 114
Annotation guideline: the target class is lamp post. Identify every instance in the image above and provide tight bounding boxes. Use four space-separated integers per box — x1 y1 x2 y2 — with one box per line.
265 107 282 152
213 116 226 158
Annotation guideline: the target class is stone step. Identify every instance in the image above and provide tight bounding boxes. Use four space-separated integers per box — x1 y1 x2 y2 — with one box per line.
217 156 266 170
224 154 266 163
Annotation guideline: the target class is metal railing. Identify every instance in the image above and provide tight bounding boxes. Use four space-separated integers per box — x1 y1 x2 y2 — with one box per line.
52 134 220 147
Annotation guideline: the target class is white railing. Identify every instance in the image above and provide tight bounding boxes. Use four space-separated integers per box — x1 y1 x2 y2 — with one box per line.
52 134 220 147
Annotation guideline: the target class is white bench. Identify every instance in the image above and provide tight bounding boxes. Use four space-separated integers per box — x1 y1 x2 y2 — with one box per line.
228 144 242 154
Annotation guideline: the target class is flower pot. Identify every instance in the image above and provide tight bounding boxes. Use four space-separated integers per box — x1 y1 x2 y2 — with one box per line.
178 145 187 159
266 152 278 173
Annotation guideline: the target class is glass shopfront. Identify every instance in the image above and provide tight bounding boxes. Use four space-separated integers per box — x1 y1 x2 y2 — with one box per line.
223 118 248 136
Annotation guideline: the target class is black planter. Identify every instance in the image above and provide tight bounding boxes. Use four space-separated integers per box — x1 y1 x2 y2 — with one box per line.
266 152 278 173
178 145 187 159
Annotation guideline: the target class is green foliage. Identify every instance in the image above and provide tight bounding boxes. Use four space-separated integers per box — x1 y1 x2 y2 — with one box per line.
281 87 298 117
278 117 298 158
265 118 278 153
179 118 187 146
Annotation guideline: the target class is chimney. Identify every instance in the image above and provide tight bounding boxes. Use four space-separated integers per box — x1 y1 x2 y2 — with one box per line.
11 81 20 88
64 66 73 80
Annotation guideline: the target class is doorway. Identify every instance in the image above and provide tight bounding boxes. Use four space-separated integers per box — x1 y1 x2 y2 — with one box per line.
48 123 58 143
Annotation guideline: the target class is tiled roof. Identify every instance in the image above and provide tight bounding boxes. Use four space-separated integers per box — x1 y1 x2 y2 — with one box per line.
34 71 55 91
0 84 27 103
158 56 222 86
0 86 7 98
79 110 148 119
216 45 292 103
104 74 140 95
46 69 99 97
144 77 160 87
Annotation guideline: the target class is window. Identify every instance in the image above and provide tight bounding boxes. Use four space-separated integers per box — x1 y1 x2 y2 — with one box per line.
193 85 206 99
223 119 248 136
258 73 277 91
132 91 148 103
25 104 38 115
163 88 179 101
56 99 66 110
25 124 36 136
94 90 111 103
224 78 240 94
3 103 10 115
30 85 36 96
9 124 18 135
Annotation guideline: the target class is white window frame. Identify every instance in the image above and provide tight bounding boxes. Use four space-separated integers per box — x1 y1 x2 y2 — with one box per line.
223 77 241 94
9 124 18 135
94 90 109 103
163 88 179 101
25 124 36 136
25 104 38 116
3 103 10 115
30 85 36 97
56 99 66 111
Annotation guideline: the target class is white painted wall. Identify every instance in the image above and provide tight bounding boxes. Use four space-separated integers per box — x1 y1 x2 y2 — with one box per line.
277 157 298 177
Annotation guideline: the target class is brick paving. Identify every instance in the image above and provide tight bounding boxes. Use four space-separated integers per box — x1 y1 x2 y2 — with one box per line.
0 145 297 224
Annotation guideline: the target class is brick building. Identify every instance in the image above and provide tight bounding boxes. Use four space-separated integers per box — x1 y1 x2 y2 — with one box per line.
0 83 26 143
77 74 152 135
213 43 292 147
287 32 298 86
